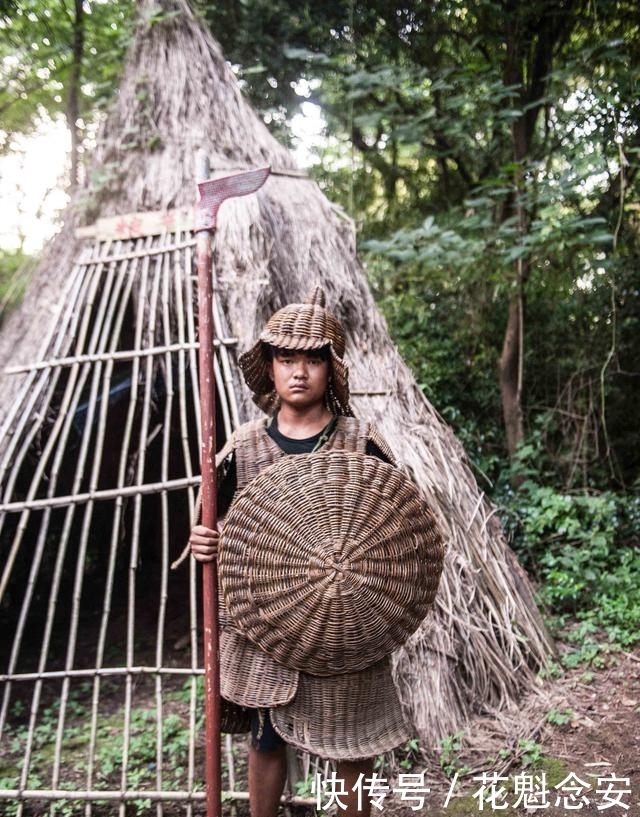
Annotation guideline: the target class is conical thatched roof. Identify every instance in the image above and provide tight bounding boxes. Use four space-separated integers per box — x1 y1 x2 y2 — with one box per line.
0 0 554 811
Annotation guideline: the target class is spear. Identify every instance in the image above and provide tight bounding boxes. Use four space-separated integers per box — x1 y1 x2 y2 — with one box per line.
194 153 270 816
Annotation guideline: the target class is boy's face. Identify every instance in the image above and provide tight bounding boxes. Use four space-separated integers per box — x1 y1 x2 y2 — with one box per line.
269 349 329 410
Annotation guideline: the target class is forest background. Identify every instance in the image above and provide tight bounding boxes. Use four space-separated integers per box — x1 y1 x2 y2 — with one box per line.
1 0 639 664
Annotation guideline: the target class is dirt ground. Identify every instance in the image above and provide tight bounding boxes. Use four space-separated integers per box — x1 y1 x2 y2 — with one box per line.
374 641 640 817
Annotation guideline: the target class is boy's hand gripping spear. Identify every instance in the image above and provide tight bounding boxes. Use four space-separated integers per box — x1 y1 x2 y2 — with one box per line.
194 156 270 817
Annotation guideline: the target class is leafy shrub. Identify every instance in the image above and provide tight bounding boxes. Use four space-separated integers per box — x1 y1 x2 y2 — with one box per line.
498 443 640 647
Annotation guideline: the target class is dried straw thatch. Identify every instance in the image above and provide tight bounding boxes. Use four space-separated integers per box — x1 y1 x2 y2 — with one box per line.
0 0 554 812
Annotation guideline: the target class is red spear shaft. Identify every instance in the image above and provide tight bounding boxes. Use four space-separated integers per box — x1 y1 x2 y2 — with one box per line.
193 155 270 817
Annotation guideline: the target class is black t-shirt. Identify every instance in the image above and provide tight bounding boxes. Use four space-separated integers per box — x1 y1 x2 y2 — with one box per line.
217 416 390 517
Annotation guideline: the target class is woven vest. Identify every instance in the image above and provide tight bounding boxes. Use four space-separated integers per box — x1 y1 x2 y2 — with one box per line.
219 415 390 708
233 415 380 490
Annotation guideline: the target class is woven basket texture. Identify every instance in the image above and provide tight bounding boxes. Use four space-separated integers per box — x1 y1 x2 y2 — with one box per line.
220 451 445 676
270 657 411 760
262 302 346 357
220 626 298 708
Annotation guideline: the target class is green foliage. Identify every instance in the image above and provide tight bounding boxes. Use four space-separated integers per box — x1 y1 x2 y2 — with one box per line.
396 737 421 771
294 775 317 799
0 1 134 152
438 731 470 778
362 148 636 484
517 739 544 768
492 738 544 768
0 781 18 817
546 708 574 727
229 0 640 491
498 439 640 646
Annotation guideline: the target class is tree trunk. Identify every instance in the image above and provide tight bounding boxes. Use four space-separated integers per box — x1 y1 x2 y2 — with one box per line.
499 287 524 459
497 3 576 462
499 156 528 462
500 18 529 463
67 0 85 188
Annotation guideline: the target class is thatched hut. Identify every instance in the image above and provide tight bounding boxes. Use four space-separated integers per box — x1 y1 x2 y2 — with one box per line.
0 0 554 813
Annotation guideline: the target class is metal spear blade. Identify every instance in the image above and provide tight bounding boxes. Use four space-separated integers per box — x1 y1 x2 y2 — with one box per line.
195 166 271 232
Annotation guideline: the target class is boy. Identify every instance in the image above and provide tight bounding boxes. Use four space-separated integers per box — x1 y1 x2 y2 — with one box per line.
190 287 414 817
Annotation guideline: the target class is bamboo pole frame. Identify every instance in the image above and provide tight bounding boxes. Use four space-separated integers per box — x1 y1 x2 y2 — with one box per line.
0 228 229 815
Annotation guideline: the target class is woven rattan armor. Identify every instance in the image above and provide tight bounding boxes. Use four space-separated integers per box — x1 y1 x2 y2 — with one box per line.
232 415 386 489
219 416 378 708
270 657 412 761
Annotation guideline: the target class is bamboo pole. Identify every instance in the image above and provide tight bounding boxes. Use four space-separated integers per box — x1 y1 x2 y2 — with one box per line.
0 787 319 807
0 476 202 513
2 341 229 375
0 666 204 682
121 238 161 817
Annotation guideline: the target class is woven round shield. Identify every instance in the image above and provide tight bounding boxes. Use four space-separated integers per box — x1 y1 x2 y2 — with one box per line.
219 451 445 676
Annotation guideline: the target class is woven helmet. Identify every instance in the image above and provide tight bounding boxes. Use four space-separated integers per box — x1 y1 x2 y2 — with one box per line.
238 287 352 416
